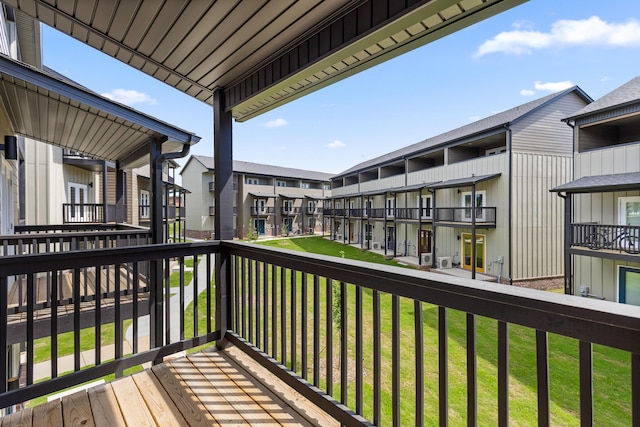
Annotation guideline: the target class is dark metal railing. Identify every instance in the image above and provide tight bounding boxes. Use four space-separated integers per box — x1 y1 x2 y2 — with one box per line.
62 203 106 223
250 207 275 215
571 223 640 254
434 207 497 227
281 207 301 215
223 241 640 426
2 241 639 425
0 242 220 410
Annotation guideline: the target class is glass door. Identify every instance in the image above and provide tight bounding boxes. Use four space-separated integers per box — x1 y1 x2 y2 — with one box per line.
461 233 485 273
68 182 88 221
618 266 640 306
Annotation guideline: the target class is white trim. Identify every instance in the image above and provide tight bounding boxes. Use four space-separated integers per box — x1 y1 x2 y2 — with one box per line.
618 196 640 226
461 190 486 222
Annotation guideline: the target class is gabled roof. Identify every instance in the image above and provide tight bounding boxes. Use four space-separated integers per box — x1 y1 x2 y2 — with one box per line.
0 55 200 168
333 86 591 179
550 172 640 194
184 155 332 182
5 0 527 122
564 76 640 121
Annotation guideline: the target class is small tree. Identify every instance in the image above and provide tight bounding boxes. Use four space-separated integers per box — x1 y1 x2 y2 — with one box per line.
247 222 258 241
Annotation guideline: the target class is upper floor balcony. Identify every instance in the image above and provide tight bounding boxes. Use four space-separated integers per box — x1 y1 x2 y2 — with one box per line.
434 207 497 228
1 233 638 425
281 207 302 215
570 223 640 258
251 206 275 216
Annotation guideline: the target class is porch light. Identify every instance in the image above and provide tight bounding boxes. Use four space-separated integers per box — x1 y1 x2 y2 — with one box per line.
4 135 17 160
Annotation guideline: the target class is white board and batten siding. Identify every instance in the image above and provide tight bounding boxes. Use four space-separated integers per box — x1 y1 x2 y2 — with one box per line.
510 152 572 280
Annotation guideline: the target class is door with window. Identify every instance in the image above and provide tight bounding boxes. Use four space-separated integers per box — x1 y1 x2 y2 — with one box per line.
419 229 432 254
386 226 395 250
255 198 266 214
619 266 640 306
462 233 485 273
419 195 432 219
68 183 88 221
462 191 486 221
139 190 150 219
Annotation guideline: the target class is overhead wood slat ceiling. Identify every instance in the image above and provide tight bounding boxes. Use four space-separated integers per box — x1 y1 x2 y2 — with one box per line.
3 0 527 122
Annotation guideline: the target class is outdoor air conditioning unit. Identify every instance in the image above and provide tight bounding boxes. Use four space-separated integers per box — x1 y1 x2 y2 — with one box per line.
336 233 343 241
371 241 381 250
421 253 433 265
437 256 452 269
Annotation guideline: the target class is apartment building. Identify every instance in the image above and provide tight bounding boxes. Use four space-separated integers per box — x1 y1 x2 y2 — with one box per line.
552 76 640 303
181 155 332 239
328 87 591 284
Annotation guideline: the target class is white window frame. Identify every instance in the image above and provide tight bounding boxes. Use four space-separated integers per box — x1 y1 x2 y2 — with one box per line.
139 189 150 219
68 182 89 221
618 196 640 226
461 190 486 221
386 198 395 218
418 194 432 219
254 198 267 214
276 180 287 187
246 177 259 185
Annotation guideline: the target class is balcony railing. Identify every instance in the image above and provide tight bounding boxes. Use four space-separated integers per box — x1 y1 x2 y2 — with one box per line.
434 207 497 227
1 240 639 424
139 205 179 220
62 203 108 223
281 207 301 215
251 207 275 215
571 223 640 254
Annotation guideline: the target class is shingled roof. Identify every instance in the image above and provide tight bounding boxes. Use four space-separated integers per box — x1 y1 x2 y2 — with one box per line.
564 76 640 120
186 155 333 182
333 86 590 179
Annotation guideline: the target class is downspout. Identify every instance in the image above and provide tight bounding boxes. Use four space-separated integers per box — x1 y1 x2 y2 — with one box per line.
153 142 191 244
506 125 513 285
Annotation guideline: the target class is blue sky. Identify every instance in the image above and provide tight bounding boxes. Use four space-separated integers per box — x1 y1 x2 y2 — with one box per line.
42 0 640 175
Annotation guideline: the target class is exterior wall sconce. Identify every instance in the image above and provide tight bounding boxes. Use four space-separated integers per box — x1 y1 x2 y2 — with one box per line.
3 135 17 160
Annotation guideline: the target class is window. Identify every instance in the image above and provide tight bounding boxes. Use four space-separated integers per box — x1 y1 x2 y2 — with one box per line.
301 182 310 189
283 199 293 212
307 200 316 213
323 184 331 191
418 194 432 219
618 197 640 226
618 266 640 306
140 190 150 219
246 177 259 185
461 191 486 221
277 181 286 187
254 198 266 213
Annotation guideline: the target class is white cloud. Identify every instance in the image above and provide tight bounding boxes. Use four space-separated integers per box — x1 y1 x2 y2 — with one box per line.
534 80 574 92
520 89 535 96
327 140 345 149
101 89 157 105
265 118 288 128
475 16 640 57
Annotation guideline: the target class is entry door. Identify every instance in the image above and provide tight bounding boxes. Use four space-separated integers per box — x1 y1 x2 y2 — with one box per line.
419 229 432 254
254 219 266 235
140 190 150 219
462 233 485 273
68 182 88 221
349 222 355 241
387 226 395 250
619 266 640 306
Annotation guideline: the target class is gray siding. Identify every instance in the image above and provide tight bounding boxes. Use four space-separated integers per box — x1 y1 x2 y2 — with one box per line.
511 91 587 155
574 257 640 302
511 152 572 280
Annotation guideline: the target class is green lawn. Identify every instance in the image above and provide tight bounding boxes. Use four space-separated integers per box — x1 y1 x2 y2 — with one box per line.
253 237 631 426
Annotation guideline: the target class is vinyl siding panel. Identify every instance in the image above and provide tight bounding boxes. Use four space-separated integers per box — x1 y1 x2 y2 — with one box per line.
359 174 405 193
511 91 588 155
574 257 640 302
511 152 571 280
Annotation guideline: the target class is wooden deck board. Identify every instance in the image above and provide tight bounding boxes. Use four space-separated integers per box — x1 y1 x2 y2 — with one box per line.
1 346 338 427
86 383 126 427
32 399 63 427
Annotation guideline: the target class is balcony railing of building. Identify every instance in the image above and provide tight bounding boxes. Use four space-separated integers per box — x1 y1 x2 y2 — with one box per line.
571 223 640 255
434 207 497 228
62 203 113 224
281 207 302 215
306 207 319 215
251 207 275 215
1 239 639 425
139 205 179 221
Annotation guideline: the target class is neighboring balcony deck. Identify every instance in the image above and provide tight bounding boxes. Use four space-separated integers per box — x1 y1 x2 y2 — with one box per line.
0 347 335 427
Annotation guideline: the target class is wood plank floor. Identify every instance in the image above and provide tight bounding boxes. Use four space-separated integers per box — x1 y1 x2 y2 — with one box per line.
0 346 338 427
